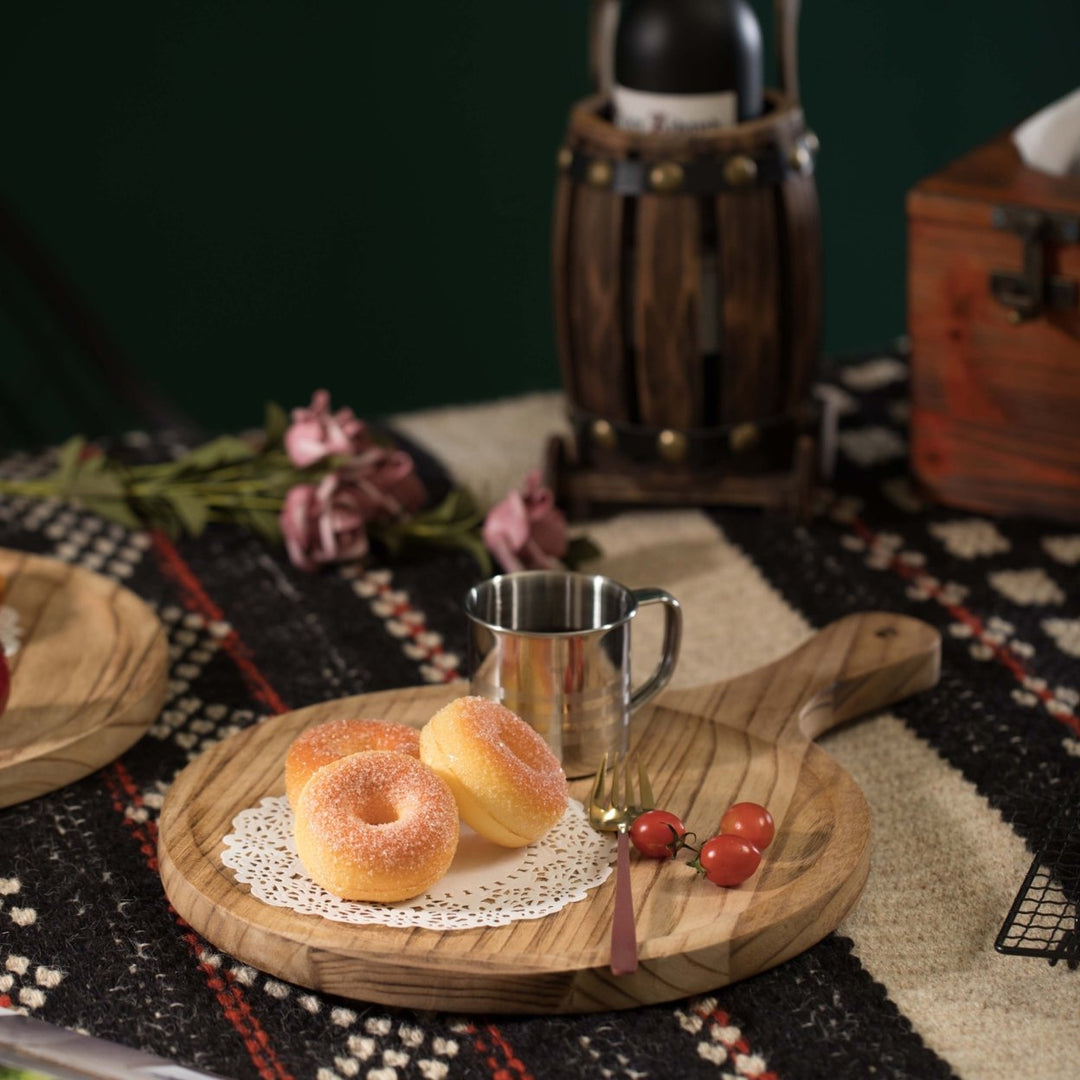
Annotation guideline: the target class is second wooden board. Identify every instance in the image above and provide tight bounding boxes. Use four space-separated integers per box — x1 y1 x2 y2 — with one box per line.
158 611 940 1013
0 547 168 809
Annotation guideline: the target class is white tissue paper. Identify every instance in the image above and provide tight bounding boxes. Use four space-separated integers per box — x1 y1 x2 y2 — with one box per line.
1013 87 1080 177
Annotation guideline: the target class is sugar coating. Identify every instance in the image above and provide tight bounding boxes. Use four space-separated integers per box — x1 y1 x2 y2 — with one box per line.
285 717 421 808
420 696 568 847
293 750 458 901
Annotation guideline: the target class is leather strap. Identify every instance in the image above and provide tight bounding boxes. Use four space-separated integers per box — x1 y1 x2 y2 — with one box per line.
564 142 813 195
570 407 813 470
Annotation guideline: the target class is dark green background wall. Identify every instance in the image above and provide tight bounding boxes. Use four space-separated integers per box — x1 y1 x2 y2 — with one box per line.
3 2 1079 443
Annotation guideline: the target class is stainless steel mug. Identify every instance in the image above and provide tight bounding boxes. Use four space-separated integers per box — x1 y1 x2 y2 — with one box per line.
464 570 682 778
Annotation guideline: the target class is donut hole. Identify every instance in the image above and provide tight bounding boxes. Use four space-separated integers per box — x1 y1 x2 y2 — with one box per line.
356 793 401 827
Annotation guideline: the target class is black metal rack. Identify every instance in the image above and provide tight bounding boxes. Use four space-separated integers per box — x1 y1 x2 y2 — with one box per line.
996 774 1080 968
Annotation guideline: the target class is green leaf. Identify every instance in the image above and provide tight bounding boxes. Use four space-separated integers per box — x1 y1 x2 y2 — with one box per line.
77 496 143 531
409 492 460 526
564 535 603 569
54 436 87 490
246 509 283 545
452 532 493 576
410 486 483 529
263 401 290 450
174 435 257 473
58 455 128 502
165 491 210 537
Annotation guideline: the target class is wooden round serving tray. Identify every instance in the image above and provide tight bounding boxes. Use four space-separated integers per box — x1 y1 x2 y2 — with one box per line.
158 612 940 1014
0 547 168 809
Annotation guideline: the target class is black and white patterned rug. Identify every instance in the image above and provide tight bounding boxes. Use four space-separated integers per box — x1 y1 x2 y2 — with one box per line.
0 353 1077 1080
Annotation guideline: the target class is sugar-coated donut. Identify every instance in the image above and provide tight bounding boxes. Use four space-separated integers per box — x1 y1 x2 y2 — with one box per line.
285 717 421 808
420 696 568 848
293 750 459 901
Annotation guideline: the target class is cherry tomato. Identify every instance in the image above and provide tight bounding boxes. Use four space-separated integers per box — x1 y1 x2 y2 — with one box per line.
719 802 775 850
698 834 761 887
629 809 687 858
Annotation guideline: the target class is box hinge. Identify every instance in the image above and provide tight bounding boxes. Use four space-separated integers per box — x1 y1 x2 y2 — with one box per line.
990 205 1079 323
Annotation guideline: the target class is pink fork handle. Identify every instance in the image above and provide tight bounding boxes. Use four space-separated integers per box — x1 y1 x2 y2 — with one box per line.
610 831 638 976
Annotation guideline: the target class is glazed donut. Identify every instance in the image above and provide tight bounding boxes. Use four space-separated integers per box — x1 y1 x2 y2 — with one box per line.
419 696 568 848
285 717 421 808
293 750 459 901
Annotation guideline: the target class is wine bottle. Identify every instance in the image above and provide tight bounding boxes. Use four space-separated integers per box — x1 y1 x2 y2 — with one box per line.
613 0 764 133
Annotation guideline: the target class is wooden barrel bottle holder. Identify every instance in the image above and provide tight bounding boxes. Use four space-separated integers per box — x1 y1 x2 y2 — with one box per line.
548 82 825 518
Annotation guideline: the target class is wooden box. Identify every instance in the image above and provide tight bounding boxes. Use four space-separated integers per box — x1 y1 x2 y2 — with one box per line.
907 132 1080 521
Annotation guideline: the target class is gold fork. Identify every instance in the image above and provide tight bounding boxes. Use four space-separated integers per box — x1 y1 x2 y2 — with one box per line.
588 751 655 976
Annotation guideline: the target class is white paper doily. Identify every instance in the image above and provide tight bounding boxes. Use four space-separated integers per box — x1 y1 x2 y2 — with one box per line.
221 796 617 931
0 604 22 657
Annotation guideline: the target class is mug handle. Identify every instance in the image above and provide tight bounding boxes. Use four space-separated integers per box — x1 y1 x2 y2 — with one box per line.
629 588 683 712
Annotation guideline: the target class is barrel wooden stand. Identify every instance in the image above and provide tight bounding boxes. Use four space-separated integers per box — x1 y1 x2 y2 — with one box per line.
548 91 825 519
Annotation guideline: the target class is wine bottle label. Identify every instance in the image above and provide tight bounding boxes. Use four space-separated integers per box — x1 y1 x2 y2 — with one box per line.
613 85 737 133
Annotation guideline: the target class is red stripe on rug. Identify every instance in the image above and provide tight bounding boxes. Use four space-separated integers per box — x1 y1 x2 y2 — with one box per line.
351 568 461 682
851 516 1080 739
693 1002 777 1079
151 531 290 716
104 761 294 1080
463 1022 535 1080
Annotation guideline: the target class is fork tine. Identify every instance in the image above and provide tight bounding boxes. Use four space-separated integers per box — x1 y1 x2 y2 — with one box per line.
590 752 608 812
637 756 654 811
607 751 623 811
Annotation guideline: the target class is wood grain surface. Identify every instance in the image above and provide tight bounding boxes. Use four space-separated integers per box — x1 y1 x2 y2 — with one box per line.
633 194 703 429
907 132 1080 521
0 548 168 809
158 612 940 1014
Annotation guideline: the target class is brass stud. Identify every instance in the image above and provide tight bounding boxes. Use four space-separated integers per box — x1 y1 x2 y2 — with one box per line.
657 429 688 464
804 130 820 156
729 422 760 454
590 418 617 450
789 144 813 175
723 155 758 188
648 161 685 192
1007 309 1024 326
587 159 614 188
557 145 573 171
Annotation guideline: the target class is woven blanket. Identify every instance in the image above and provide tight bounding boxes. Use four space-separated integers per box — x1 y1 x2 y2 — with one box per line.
0 355 1077 1080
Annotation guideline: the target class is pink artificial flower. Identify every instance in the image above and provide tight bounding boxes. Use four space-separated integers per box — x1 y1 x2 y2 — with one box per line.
482 470 568 573
280 476 370 572
280 447 427 572
284 389 372 468
337 446 427 524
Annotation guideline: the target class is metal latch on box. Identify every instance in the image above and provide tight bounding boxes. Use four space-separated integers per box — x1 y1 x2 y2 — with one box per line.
990 205 1079 323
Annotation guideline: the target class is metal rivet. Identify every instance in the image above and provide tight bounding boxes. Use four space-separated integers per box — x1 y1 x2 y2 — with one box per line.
557 146 573 171
587 159 614 187
657 429 688 464
648 161 685 192
590 418 617 449
789 144 813 175
1007 309 1024 326
804 130 820 156
723 155 758 188
729 422 760 454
